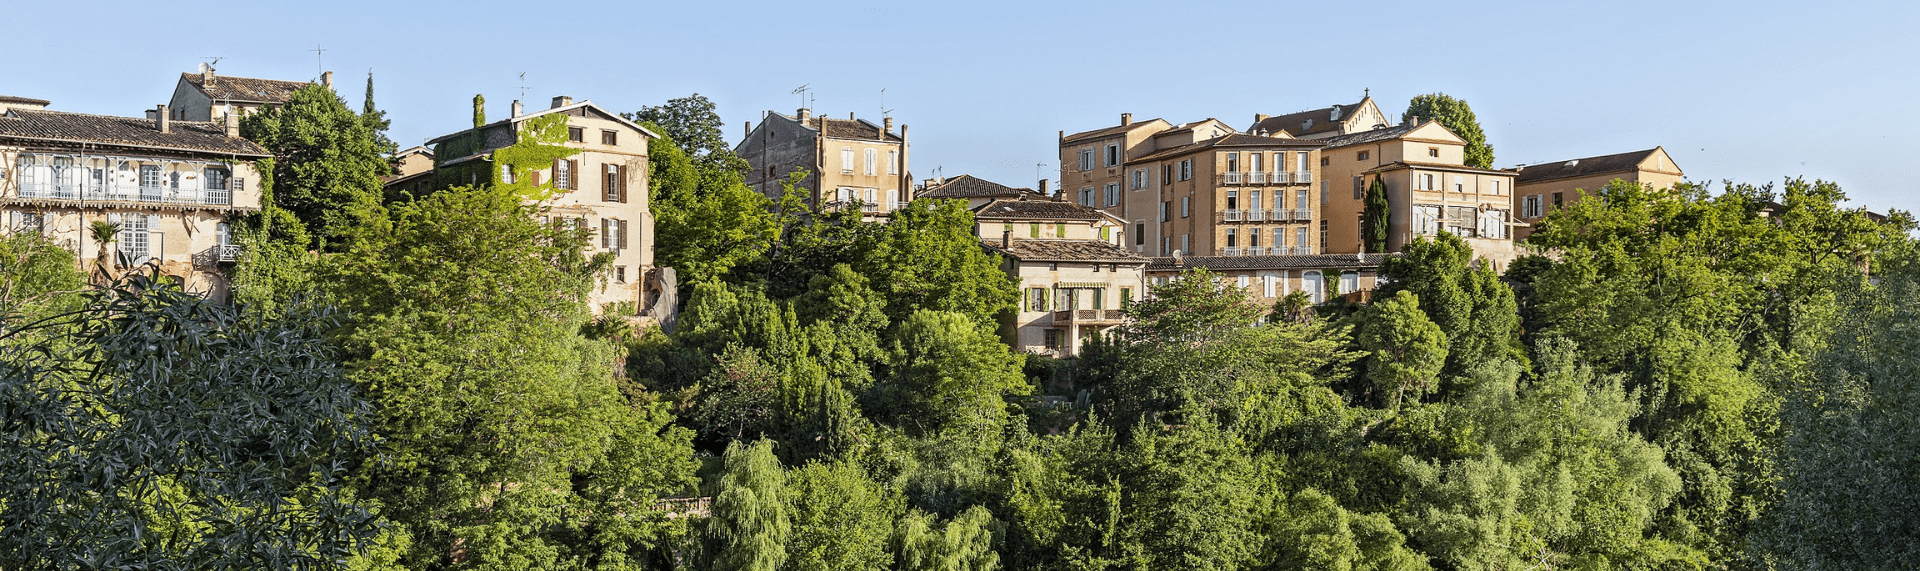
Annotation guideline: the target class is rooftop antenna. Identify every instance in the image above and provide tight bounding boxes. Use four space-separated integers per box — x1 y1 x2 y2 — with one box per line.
307 44 326 80
792 84 810 110
200 56 222 70
880 87 893 120
1364 87 1370 98
1035 162 1045 184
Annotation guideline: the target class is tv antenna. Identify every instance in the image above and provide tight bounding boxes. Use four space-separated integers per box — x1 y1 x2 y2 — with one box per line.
880 87 893 120
200 56 222 70
518 72 529 101
1035 162 1045 185
307 44 326 79
792 84 811 111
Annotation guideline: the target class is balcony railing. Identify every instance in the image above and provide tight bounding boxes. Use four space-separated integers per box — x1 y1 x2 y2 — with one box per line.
1294 171 1312 183
1223 247 1241 256
1052 309 1125 323
1249 171 1267 184
1222 209 1242 222
1246 208 1266 222
1223 171 1243 184
16 179 240 207
1293 208 1313 221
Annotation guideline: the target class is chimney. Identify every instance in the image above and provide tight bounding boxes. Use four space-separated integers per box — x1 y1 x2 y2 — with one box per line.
155 104 170 133
745 121 751 139
1255 113 1270 123
223 112 238 138
1409 115 1420 126
199 62 214 84
797 107 810 122
848 112 855 120
1002 230 1011 248
884 117 893 133
321 71 333 90
900 124 907 142
511 99 523 117
551 95 572 109
1039 179 1049 195
1121 112 1133 126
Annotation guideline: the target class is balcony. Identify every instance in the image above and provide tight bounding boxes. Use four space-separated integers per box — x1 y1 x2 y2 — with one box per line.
1293 208 1313 221
1249 171 1267 184
1052 309 1125 324
1223 247 1241 256
1246 208 1266 222
1224 171 1243 184
1223 209 1243 222
15 179 241 208
1294 171 1312 183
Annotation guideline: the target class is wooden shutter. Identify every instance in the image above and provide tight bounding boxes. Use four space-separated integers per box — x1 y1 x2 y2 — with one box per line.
600 219 610 249
568 159 578 190
617 219 628 250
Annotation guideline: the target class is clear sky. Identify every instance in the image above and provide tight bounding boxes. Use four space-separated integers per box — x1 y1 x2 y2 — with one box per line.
4 0 1916 212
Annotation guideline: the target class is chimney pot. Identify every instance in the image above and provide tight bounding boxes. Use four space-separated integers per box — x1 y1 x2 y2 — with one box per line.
884 117 893 133
1121 112 1133 126
511 100 523 117
199 62 214 84
848 112 855 120
551 96 572 109
155 104 170 133
797 107 810 122
321 71 333 89
745 121 751 139
1002 230 1011 248
1410 115 1419 126
223 112 238 138
1039 179 1049 195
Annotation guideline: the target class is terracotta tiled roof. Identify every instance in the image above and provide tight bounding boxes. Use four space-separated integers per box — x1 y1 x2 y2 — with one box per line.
1061 118 1168 144
1514 148 1664 184
1250 98 1370 137
1316 124 1418 149
1148 253 1395 271
0 109 268 156
1130 133 1323 163
182 73 312 104
972 197 1107 221
808 116 900 142
1363 161 1514 177
920 174 1034 199
0 95 50 106
982 238 1147 263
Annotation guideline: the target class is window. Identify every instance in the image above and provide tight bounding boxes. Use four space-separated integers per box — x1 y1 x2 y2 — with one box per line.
1249 228 1261 248
861 148 876 175
600 130 619 145
137 165 159 189
1481 209 1509 239
616 266 628 283
1226 152 1240 173
1162 236 1170 256
1105 144 1120 167
168 171 180 190
1091 288 1105 309
1321 157 1330 166
1341 272 1359 294
554 159 576 190
1428 147 1439 158
203 167 230 190
1523 195 1541 218
501 163 515 184
1044 329 1063 350
1418 173 1435 190
568 127 584 142
1179 159 1192 181
1298 227 1311 251
603 164 625 202
1237 275 1249 289
1553 192 1564 208
1131 169 1147 189
1120 287 1133 305
1273 228 1284 247
12 211 45 233
1357 150 1370 161
1079 187 1094 206
1414 204 1442 235
1227 190 1238 210
886 189 898 210
1180 233 1189 254
1133 223 1144 245
888 150 899 175
1181 196 1190 218
1249 152 1262 174
1303 271 1324 303
1160 201 1170 222
1163 164 1173 185
1029 288 1049 312
1225 228 1237 247
1296 152 1309 174
1454 175 1465 193
1263 275 1276 298
116 214 154 264
1250 191 1261 212
600 218 629 250
1101 226 1111 241
1079 149 1094 171
1106 183 1120 205
1297 190 1309 212
842 148 855 173
1353 176 1363 199
1490 180 1501 195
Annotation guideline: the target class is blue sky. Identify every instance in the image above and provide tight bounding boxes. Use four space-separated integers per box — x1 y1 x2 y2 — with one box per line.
5 0 1916 212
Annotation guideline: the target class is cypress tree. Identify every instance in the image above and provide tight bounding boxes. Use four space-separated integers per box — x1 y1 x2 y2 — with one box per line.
1362 175 1390 253
360 71 397 159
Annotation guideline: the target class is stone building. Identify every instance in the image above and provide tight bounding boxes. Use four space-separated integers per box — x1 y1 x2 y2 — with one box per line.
736 109 910 217
1303 117 1518 270
917 174 1034 209
0 98 267 299
1513 147 1684 240
971 187 1145 357
167 64 325 122
407 95 661 317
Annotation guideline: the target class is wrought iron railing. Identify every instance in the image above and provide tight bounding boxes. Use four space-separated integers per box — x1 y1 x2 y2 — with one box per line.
16 179 239 206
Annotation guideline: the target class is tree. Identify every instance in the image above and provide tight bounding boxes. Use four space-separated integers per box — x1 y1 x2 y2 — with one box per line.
1362 175 1390 253
1404 94 1493 168
707 439 791 571
854 199 1017 329
786 460 899 571
894 506 1001 571
0 271 383 571
629 93 742 171
0 229 84 317
1354 291 1448 409
643 120 777 285
320 187 694 569
1376 233 1526 382
1761 242 1920 569
361 71 397 162
877 310 1029 435
87 220 117 277
241 84 390 249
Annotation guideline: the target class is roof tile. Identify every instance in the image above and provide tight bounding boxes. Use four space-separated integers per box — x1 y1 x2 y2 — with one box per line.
0 109 268 156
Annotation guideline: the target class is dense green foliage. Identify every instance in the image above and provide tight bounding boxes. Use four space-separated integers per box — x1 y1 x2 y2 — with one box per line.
1403 94 1494 168
0 272 382 571
1362 175 1390 253
0 230 84 317
241 84 391 250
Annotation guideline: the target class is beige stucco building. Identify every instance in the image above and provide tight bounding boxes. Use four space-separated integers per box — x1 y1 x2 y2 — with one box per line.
1059 114 1325 259
409 96 661 318
737 109 910 217
1512 147 1684 241
0 97 266 299
167 64 324 123
968 186 1145 357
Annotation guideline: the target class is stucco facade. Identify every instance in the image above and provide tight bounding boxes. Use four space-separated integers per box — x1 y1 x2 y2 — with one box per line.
166 65 323 122
1315 120 1518 270
973 191 1145 357
1145 253 1391 306
1513 147 1684 241
0 104 268 299
737 109 910 218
